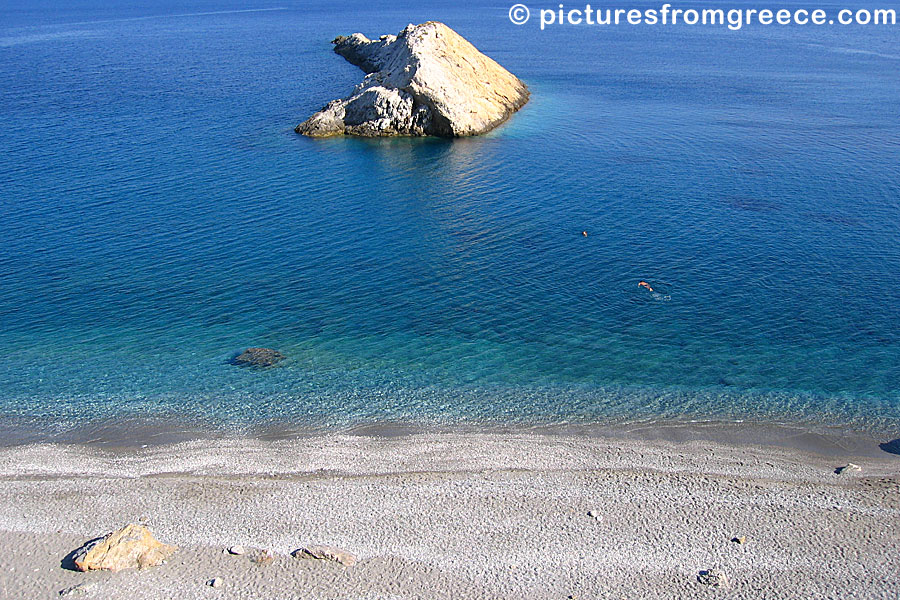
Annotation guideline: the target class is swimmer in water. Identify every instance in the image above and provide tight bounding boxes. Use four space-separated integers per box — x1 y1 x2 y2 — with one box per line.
638 280 653 292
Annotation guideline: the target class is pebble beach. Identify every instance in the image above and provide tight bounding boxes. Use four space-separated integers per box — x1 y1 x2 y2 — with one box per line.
1 429 898 599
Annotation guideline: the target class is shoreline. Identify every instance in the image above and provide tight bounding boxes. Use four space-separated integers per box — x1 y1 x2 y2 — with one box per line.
1 430 898 599
2 414 898 461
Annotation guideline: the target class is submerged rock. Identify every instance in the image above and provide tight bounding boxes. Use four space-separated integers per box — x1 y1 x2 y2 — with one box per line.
232 348 285 368
297 22 529 138
72 524 177 572
292 544 357 566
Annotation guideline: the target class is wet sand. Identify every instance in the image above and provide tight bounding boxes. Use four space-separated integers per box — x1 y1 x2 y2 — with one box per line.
0 429 898 599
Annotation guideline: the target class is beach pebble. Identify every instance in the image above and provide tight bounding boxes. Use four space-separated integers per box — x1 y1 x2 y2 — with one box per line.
227 545 245 556
698 568 728 587
58 583 95 597
835 463 861 475
250 549 274 565
292 544 357 567
206 577 223 588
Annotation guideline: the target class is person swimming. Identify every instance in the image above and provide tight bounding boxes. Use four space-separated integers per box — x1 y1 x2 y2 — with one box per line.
639 280 671 301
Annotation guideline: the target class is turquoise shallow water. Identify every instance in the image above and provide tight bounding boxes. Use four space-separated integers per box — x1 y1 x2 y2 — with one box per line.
1 0 899 440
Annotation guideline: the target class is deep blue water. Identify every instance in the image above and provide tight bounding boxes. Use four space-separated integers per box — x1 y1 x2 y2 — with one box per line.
1 0 899 439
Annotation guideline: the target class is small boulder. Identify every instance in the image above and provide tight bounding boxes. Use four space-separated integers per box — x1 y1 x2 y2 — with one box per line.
835 463 861 475
71 524 177 572
292 544 357 567
232 348 285 368
698 568 728 587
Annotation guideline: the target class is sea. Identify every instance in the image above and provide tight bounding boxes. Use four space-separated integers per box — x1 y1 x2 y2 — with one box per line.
1 0 899 443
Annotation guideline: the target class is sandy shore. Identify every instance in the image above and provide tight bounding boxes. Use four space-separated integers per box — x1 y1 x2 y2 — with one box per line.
0 429 898 599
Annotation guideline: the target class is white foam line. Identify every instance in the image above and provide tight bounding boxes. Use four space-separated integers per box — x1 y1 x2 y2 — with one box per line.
0 7 291 47
833 47 900 61
43 7 289 28
808 43 900 61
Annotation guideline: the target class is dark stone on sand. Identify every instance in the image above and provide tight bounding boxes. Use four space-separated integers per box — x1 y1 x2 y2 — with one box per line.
834 463 861 475
698 568 728 587
232 348 285 368
880 439 900 456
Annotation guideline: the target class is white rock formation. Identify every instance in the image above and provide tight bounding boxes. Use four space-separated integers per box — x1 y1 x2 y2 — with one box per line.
297 22 529 138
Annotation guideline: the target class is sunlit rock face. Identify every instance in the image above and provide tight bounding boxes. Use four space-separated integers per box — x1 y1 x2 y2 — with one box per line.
296 22 529 138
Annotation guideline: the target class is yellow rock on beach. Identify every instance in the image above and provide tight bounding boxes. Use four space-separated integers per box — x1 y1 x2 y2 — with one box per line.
72 524 177 572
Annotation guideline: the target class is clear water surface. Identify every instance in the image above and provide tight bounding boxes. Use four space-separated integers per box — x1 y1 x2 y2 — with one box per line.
1 0 899 439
